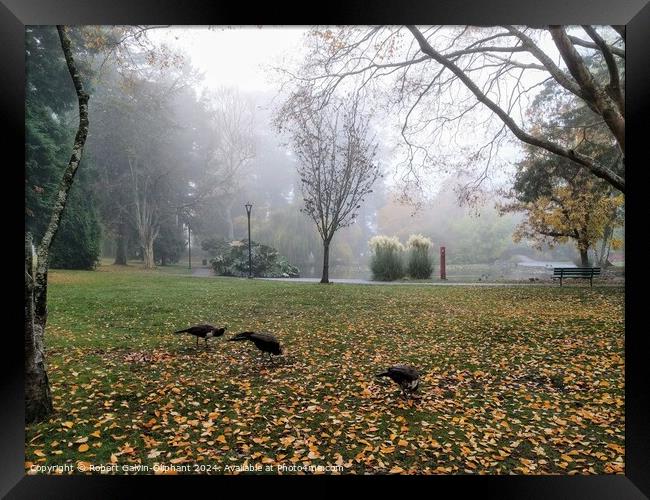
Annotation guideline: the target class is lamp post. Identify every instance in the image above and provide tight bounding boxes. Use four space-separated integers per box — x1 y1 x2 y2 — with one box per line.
440 246 446 280
245 202 253 278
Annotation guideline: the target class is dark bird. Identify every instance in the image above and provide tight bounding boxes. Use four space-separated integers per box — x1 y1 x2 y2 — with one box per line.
174 324 227 348
229 331 283 363
376 365 421 399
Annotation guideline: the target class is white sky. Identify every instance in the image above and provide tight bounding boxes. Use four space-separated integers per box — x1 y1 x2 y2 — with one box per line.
148 26 309 93
145 26 609 204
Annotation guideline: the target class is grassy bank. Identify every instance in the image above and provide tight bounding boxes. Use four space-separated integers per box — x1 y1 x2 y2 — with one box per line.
26 264 624 475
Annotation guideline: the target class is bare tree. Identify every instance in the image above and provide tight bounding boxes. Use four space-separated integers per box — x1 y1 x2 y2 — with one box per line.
277 26 624 204
204 87 256 240
278 93 381 283
25 26 90 423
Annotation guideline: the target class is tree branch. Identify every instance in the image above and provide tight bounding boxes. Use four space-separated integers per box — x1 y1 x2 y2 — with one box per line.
548 25 625 155
581 25 625 117
406 25 625 192
567 34 625 59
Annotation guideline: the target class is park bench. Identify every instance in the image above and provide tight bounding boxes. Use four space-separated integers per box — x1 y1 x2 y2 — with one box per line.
552 267 601 287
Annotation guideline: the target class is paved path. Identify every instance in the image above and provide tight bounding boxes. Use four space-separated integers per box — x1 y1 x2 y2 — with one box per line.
259 278 560 286
190 267 213 277
187 268 622 287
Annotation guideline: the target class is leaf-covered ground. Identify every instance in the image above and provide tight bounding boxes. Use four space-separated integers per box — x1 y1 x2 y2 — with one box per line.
25 265 625 475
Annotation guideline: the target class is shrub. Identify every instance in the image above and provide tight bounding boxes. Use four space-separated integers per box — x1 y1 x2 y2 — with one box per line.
369 235 405 281
206 239 300 278
406 234 433 279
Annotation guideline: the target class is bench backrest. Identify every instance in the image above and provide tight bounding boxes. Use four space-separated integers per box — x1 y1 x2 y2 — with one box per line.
553 267 601 276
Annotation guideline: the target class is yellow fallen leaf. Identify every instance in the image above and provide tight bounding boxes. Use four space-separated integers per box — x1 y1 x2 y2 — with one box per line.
78 444 89 452
607 443 624 454
62 421 74 429
34 450 46 457
280 436 296 446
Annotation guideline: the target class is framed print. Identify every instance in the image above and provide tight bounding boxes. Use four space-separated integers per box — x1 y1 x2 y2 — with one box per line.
4 0 649 497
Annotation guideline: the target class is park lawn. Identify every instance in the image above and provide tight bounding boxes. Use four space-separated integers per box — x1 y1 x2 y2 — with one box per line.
25 265 625 475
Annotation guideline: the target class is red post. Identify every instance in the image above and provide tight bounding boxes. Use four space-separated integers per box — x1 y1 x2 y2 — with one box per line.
440 246 446 280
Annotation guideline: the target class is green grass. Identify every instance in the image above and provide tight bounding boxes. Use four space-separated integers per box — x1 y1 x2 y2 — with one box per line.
26 264 624 475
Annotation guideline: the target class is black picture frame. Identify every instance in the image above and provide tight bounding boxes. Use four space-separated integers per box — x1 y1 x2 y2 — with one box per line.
4 1 649 497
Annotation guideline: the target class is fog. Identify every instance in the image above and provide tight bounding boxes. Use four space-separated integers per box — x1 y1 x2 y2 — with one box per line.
26 26 623 279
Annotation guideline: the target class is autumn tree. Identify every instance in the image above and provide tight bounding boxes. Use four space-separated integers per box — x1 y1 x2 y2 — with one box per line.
277 25 625 204
278 93 381 283
498 56 623 267
25 26 90 423
499 153 623 266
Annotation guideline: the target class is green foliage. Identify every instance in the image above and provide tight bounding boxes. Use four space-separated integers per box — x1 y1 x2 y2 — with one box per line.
447 211 515 264
406 234 433 279
25 25 102 268
154 221 185 265
49 178 101 270
201 237 232 257
369 235 405 281
207 239 300 278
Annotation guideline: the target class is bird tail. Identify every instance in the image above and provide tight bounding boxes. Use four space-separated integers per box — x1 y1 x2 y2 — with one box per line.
375 371 390 378
229 331 254 341
174 329 189 334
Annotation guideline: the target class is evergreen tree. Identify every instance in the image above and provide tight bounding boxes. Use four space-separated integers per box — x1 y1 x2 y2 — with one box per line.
25 26 101 269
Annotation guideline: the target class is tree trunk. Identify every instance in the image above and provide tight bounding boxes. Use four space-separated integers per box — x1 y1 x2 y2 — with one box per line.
25 26 90 423
114 220 128 265
320 239 331 284
25 238 53 424
580 248 590 267
597 224 614 267
143 237 155 269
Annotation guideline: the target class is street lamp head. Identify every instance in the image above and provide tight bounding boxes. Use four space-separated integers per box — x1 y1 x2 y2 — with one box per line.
245 202 253 215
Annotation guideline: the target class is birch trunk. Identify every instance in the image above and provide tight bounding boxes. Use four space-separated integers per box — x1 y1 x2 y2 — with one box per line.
25 26 89 423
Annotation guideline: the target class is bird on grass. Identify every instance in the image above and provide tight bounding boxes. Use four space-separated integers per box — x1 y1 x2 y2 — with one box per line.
375 365 421 400
228 331 283 364
174 324 227 348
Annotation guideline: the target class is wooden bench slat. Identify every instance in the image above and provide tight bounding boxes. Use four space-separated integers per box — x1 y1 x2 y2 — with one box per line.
551 267 600 286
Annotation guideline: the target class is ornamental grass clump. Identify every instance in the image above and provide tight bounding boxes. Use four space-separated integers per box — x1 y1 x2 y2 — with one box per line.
369 235 405 281
406 234 434 279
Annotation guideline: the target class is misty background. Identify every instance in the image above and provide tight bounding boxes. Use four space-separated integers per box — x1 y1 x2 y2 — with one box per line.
25 26 624 280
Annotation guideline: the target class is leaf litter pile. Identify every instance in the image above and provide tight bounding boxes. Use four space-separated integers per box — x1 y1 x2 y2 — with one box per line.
26 269 624 475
